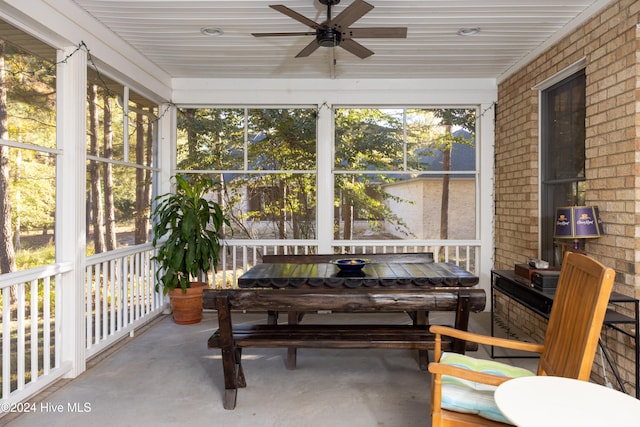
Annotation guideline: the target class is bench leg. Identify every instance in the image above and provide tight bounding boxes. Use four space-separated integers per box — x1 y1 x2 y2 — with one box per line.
286 310 298 370
236 348 246 388
267 310 278 324
414 310 430 370
452 292 471 354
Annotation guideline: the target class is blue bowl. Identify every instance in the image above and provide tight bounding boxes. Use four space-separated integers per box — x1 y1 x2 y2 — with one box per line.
334 258 367 272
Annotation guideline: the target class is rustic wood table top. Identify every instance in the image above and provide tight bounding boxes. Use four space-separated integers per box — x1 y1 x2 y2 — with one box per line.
236 261 479 289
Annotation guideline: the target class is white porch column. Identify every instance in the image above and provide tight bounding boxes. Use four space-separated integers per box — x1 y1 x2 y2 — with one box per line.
316 104 334 253
56 45 87 377
156 103 176 197
478 102 496 303
154 103 175 309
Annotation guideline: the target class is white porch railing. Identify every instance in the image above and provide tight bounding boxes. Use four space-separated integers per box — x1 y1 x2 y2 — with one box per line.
215 239 480 288
0 244 163 407
84 244 164 358
0 263 72 405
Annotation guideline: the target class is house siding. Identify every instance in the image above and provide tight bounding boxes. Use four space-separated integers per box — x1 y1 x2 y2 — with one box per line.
495 0 639 394
384 177 476 240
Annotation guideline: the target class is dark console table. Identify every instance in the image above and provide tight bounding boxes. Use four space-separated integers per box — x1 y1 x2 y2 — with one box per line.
491 269 639 398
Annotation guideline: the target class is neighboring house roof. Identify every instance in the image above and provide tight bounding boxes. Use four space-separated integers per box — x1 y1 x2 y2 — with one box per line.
417 129 475 175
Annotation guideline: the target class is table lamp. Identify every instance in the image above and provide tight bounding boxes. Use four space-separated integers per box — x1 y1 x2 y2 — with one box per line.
553 205 603 250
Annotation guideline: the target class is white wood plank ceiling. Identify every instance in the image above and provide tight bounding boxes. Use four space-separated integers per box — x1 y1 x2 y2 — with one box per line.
70 0 611 80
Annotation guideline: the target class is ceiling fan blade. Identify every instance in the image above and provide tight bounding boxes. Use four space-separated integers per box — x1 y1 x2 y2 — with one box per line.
346 27 408 39
270 5 321 29
295 39 321 58
339 39 374 59
331 0 374 29
252 32 316 37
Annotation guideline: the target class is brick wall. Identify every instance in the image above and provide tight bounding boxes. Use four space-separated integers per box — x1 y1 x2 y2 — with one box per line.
495 0 639 395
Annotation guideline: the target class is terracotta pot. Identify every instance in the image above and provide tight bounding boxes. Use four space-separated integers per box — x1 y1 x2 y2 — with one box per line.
168 281 207 325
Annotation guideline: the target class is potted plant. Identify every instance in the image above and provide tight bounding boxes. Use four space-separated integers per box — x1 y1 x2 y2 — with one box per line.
152 175 229 324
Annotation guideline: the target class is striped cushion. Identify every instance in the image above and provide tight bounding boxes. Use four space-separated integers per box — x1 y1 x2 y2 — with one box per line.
439 352 535 424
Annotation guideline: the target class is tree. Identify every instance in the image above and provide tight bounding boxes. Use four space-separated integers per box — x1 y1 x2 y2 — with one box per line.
177 107 318 243
246 108 316 240
0 40 16 275
103 93 116 250
432 109 476 239
0 37 57 275
334 108 412 240
88 84 105 253
134 107 152 244
176 107 417 244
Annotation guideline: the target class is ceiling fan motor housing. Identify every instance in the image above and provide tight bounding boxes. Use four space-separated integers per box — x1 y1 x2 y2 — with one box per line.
317 27 342 47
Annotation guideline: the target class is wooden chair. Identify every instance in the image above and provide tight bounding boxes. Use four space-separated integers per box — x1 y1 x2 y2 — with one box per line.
428 252 615 426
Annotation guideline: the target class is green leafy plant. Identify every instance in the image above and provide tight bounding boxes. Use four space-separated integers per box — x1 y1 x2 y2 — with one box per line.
152 175 229 294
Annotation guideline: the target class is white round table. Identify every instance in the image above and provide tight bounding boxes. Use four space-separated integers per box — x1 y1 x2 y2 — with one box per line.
494 376 640 427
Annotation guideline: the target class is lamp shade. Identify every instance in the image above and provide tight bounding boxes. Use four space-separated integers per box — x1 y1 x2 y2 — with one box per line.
554 206 603 240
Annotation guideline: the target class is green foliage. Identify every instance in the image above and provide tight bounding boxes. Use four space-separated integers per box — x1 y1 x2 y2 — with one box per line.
152 175 230 294
176 108 245 170
176 107 317 240
334 109 415 237
0 244 56 311
334 108 404 170
15 242 55 269
175 106 477 242
4 42 57 235
7 150 56 231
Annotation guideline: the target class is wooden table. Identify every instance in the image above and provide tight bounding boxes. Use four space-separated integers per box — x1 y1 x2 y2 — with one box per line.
495 376 640 426
236 260 479 289
204 261 485 409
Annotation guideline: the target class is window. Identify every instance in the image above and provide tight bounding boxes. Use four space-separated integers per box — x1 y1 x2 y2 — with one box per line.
176 107 317 240
540 69 586 264
86 71 157 254
334 107 477 241
0 21 57 272
175 106 478 245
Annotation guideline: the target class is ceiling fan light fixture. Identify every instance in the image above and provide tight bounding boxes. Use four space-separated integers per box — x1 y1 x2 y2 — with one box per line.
200 27 224 37
457 27 480 36
317 28 342 47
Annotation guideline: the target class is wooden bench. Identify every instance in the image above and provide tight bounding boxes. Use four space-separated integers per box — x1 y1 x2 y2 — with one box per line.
261 252 437 367
208 323 478 353
204 284 485 409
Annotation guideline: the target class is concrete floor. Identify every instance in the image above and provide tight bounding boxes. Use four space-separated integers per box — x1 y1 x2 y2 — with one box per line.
3 311 538 427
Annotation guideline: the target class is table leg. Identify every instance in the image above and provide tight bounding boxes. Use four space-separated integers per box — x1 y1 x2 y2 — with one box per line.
453 292 471 354
221 348 238 410
216 295 241 409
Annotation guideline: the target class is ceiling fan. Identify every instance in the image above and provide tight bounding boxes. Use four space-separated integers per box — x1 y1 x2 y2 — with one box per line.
252 0 408 59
